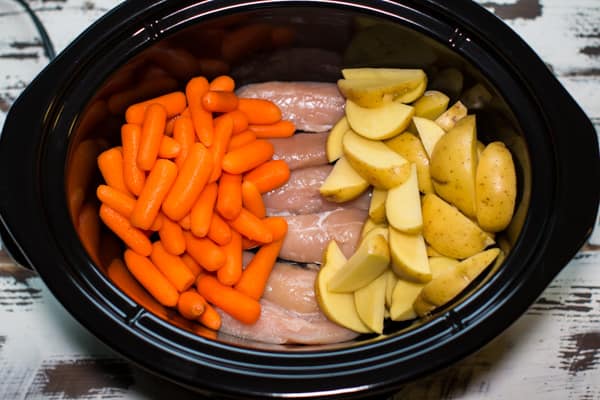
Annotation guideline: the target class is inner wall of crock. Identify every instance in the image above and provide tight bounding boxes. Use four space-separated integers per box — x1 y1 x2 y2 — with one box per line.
65 6 530 348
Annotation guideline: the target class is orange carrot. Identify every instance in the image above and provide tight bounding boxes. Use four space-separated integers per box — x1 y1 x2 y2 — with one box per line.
216 172 242 220
249 120 295 138
99 204 152 256
96 184 135 217
158 135 181 159
226 208 272 244
237 98 281 125
151 241 195 292
198 301 221 330
78 202 101 265
138 103 167 171
162 143 213 221
226 110 249 134
124 249 179 307
107 76 178 116
179 213 191 230
98 147 130 195
196 273 261 325
125 91 187 124
121 124 146 196
186 77 213 146
177 290 207 320
181 253 203 277
227 130 256 151
235 239 284 300
130 159 178 230
208 114 234 182
241 180 265 219
242 237 259 250
217 230 242 286
263 216 288 241
173 116 195 168
190 182 218 238
243 159 290 193
207 213 232 246
209 75 235 92
221 139 274 174
164 116 177 136
184 232 226 271
202 91 238 113
150 212 163 231
158 215 186 255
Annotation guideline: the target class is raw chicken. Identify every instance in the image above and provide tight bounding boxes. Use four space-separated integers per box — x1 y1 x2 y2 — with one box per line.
262 261 320 314
268 132 329 170
236 81 345 132
280 208 367 263
263 165 370 215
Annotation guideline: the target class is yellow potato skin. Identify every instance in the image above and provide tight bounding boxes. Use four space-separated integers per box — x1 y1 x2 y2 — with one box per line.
385 132 434 194
413 90 450 120
475 142 517 232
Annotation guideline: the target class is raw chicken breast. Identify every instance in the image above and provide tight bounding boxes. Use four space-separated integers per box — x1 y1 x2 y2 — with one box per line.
217 298 358 345
262 261 320 314
268 132 329 170
236 81 345 132
280 208 367 263
263 165 370 215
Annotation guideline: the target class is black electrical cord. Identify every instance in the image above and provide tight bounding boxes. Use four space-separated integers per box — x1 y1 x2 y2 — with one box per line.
12 0 56 60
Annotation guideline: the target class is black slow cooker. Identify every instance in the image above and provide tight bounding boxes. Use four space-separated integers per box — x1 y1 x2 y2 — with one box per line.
0 1 598 398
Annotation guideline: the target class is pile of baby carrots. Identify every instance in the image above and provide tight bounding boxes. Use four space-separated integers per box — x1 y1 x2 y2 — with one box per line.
96 74 294 331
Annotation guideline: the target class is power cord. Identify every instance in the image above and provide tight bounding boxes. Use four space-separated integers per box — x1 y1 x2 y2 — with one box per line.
11 0 56 60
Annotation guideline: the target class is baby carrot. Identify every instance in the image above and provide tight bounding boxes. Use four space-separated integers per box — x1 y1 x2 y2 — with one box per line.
209 75 235 92
202 91 238 113
164 116 177 136
221 139 274 174
243 159 290 193
124 249 179 307
227 208 273 244
158 215 186 255
158 135 181 159
235 239 284 300
190 182 218 238
181 253 203 277
130 159 178 230
196 273 261 325
262 216 288 241
207 213 232 246
177 290 206 320
179 213 191 230
173 116 195 168
208 114 234 182
241 180 265 219
249 120 295 138
121 124 146 196
186 77 213 146
226 110 249 134
138 103 167 171
184 232 226 271
198 301 221 331
217 230 242 286
237 98 281 125
227 130 256 151
98 147 130 195
162 143 214 221
125 91 187 124
151 241 195 292
78 202 101 265
242 237 259 250
99 204 152 256
96 184 135 217
216 172 242 220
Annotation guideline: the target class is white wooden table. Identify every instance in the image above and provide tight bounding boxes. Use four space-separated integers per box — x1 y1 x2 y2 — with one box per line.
1 1 599 398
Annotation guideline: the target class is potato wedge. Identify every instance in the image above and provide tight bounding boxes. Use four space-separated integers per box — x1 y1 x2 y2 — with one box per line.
315 241 372 333
361 218 387 238
342 68 425 81
385 132 434 194
343 130 411 189
384 269 399 309
413 90 450 120
430 115 478 218
326 117 350 162
368 188 388 224
422 194 495 259
475 142 517 232
434 100 468 131
320 156 370 203
354 272 387 333
345 99 414 140
385 164 422 233
414 248 500 316
360 226 389 246
389 278 424 321
412 116 446 159
328 233 390 293
389 227 431 283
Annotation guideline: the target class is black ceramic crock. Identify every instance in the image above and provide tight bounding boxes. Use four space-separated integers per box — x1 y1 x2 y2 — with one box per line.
0 1 598 398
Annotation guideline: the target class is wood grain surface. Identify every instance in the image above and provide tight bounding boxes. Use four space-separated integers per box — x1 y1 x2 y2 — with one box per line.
0 0 599 399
